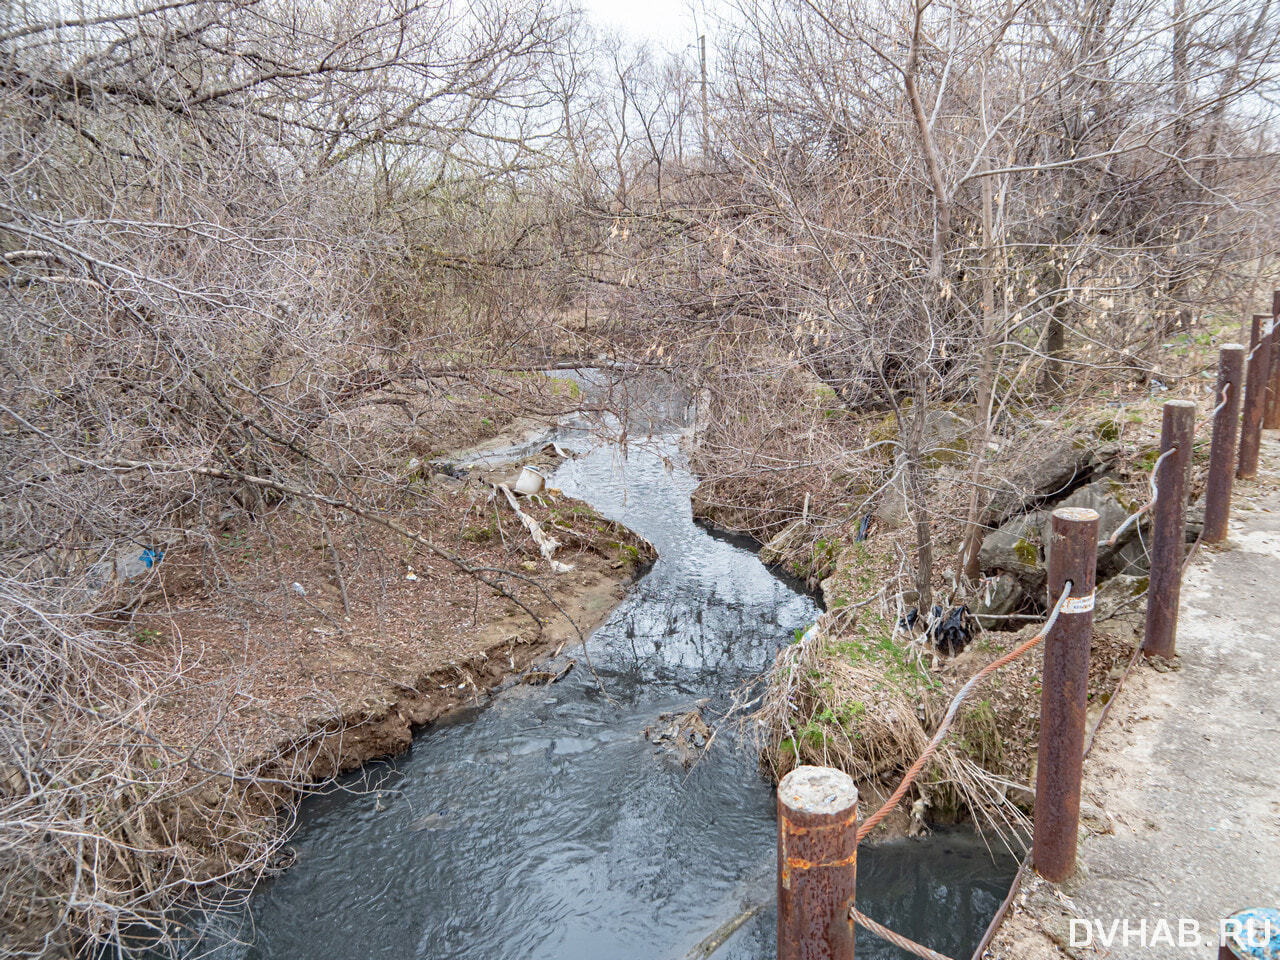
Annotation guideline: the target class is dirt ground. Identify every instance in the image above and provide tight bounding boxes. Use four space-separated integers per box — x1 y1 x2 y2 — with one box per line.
113 396 654 784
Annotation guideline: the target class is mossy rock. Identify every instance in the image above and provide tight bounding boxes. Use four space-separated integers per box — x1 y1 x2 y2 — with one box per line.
1093 415 1122 442
1013 537 1039 566
921 410 971 466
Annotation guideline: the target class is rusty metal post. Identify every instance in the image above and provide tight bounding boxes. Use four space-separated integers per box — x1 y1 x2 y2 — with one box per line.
1032 507 1098 884
1238 314 1272 480
1267 291 1280 429
1204 344 1245 543
1143 400 1195 658
777 765 858 960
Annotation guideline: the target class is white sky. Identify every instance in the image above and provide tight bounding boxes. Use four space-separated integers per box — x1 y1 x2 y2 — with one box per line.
576 0 716 52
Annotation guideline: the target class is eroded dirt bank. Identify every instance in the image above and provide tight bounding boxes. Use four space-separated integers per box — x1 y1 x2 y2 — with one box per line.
135 420 654 794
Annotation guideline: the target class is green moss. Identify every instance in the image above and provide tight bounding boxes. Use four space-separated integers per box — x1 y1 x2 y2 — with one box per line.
548 376 582 399
1013 537 1039 566
1106 477 1138 513
865 412 900 463
461 524 496 543
1093 416 1121 441
923 440 969 466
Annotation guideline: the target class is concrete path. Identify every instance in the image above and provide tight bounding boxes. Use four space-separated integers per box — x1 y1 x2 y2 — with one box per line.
990 437 1280 960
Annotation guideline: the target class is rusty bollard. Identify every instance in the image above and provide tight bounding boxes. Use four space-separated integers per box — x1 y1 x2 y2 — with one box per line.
1204 344 1245 543
777 765 858 960
1266 290 1280 429
1238 314 1272 480
1143 400 1195 659
1033 507 1098 884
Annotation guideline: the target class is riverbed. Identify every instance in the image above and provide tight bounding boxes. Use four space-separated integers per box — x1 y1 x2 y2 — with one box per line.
206 384 1016 960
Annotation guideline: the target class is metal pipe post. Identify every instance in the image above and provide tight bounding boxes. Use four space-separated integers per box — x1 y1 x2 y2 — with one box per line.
1032 506 1098 884
1238 314 1272 480
1144 400 1195 658
1267 291 1280 429
777 765 858 960
1203 344 1245 543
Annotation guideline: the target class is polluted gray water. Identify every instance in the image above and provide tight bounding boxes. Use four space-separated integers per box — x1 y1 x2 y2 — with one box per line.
206 386 1017 960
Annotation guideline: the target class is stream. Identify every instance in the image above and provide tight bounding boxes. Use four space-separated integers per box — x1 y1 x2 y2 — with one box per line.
207 378 1017 960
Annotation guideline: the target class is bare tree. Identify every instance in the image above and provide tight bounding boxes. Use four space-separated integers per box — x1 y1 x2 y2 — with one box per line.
586 0 1280 602
0 0 590 952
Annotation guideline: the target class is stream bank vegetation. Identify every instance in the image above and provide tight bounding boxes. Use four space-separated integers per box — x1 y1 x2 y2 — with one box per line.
3 0 1280 952
661 0 1280 846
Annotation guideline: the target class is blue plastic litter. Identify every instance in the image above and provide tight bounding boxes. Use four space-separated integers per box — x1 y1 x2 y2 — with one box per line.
856 512 873 542
118 547 163 580
1223 907 1280 960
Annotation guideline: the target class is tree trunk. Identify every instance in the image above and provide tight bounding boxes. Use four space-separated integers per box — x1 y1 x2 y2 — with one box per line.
903 399 934 611
960 166 997 582
1042 301 1067 391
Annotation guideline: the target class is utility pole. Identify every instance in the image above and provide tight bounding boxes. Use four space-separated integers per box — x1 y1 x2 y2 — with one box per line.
699 34 709 158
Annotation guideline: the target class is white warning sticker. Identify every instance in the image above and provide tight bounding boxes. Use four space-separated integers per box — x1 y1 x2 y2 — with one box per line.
1061 593 1096 614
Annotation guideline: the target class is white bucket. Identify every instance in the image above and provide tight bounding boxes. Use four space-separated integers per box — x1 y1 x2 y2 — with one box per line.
514 466 545 495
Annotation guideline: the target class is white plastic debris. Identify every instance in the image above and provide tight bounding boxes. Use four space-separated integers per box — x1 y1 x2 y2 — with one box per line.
514 466 545 495
497 483 574 573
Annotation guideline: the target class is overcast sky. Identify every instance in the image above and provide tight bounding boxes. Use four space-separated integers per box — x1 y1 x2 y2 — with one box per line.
577 0 716 51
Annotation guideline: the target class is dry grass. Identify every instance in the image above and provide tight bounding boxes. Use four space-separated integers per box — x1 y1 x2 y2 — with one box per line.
750 505 1144 850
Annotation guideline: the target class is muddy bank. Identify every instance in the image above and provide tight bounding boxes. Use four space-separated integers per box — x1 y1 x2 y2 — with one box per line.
138 434 654 796
263 548 649 785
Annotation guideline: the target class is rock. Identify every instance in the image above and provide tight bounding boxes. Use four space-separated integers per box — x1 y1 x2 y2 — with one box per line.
974 572 1028 629
978 509 1049 593
1186 500 1205 543
1109 535 1151 577
978 470 1145 602
1094 573 1148 620
920 410 970 466
1055 478 1134 576
982 439 1119 528
874 480 909 527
